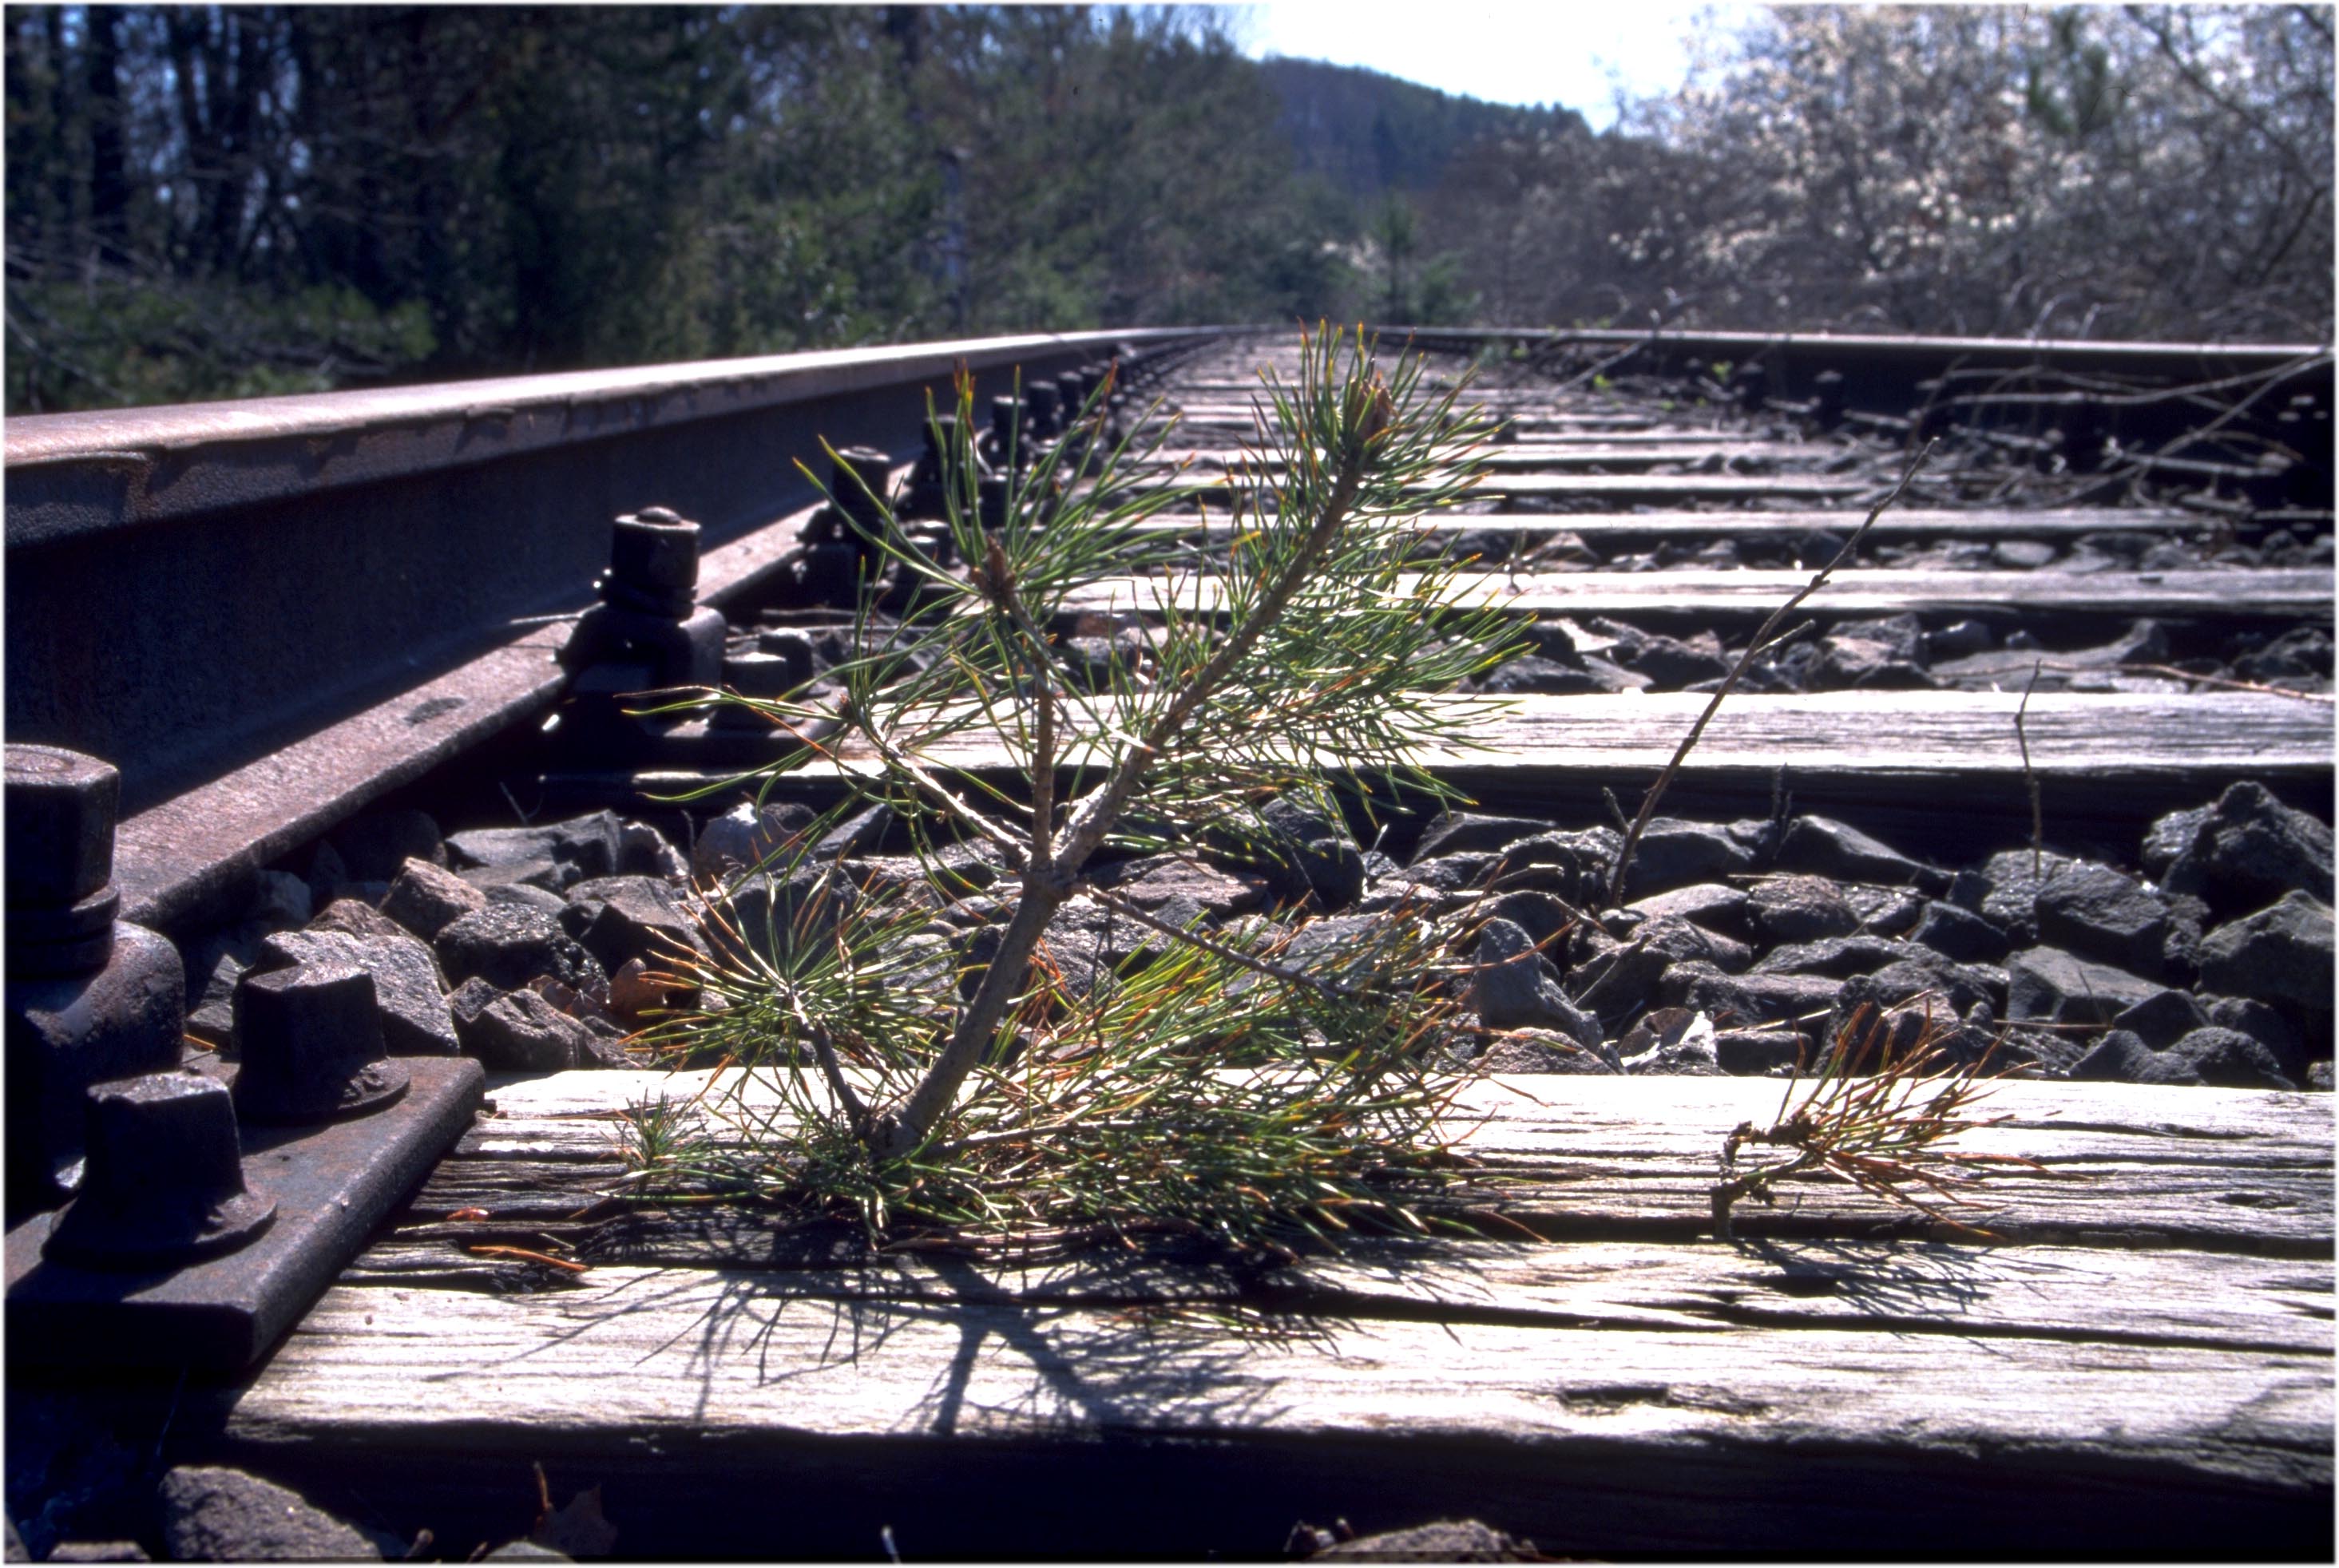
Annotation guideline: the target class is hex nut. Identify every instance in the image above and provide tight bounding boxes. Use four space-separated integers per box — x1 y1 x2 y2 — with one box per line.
609 510 701 592
5 745 120 909
232 962 408 1125
1024 378 1063 438
830 446 894 529
43 1070 275 1269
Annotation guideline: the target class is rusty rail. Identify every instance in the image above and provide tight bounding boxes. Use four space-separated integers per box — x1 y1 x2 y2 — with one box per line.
5 328 1224 931
4 328 1223 812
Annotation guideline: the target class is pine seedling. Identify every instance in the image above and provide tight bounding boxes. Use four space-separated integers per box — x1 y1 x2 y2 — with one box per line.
628 325 1528 1254
1710 1002 2045 1241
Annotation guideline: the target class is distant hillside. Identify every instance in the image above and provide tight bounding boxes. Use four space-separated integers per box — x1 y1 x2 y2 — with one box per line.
1257 55 1590 198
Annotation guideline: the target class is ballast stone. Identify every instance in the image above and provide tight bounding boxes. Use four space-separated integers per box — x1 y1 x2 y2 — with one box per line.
2159 1027 2297 1090
2147 782 2334 918
690 800 815 883
1657 961 1841 1030
1481 890 1573 949
304 896 410 944
2032 861 2171 976
1715 1028 1806 1075
458 857 573 896
157 1465 382 1562
1477 653 1605 695
379 857 489 941
1776 814 1940 890
1476 1028 1619 1075
446 810 624 885
1624 881 1753 940
2070 1029 2158 1083
1975 849 2083 937
482 881 569 921
461 988 594 1072
1410 811 1555 864
435 905 607 994
249 925 459 1056
1906 899 2009 963
2006 946 2167 1027
1744 875 1861 944
564 876 703 974
1470 919 1601 1047
1093 855 1270 918
2204 995 2308 1077
2110 988 2212 1050
1847 881 1927 936
1251 794 1366 909
2195 892 2334 1020
1615 818 1762 900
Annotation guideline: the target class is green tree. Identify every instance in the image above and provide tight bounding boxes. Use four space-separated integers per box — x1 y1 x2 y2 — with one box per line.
640 328 1527 1246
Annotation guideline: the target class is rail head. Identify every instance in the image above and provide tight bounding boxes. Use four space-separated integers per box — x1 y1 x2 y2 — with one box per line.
5 327 1226 548
2 327 1226 816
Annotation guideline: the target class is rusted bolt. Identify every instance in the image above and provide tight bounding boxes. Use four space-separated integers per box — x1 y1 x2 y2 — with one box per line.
1730 362 1767 412
904 412 970 521
603 509 700 619
978 473 1012 531
42 1070 276 1269
232 962 408 1126
830 445 894 534
5 745 124 977
1813 370 1846 429
2055 404 2107 473
1056 370 1088 420
926 410 962 460
990 394 1025 467
6 745 118 910
920 411 967 478
1025 379 1062 441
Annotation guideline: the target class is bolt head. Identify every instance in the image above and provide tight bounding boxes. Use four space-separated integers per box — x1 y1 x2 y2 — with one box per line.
6 745 119 908
232 961 406 1125
830 446 894 527
922 411 961 457
978 473 1011 530
43 1070 276 1269
609 511 701 593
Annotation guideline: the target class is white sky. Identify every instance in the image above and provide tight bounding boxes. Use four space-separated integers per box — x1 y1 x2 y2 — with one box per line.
1227 2 1760 129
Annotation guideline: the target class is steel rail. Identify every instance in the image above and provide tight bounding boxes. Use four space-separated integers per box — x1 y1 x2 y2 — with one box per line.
6 328 1223 932
6 323 2325 938
5 327 1219 811
1402 324 2335 459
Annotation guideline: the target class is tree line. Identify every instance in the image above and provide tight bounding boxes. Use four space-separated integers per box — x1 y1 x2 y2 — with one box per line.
1421 5 2333 343
6 5 2329 414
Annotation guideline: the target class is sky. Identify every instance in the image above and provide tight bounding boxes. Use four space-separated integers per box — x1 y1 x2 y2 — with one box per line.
1227 2 1760 129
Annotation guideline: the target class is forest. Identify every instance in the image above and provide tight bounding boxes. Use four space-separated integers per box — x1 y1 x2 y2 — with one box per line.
5 4 2331 413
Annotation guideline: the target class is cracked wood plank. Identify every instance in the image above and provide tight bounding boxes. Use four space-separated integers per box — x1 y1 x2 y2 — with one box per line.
1129 507 2206 540
211 1074 2330 1558
830 690 2332 785
394 1073 2332 1255
1142 442 1811 472
224 1259 2329 1557
1058 567 2333 620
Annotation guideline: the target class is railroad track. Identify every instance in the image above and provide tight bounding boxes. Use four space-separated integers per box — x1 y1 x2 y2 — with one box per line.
5 326 2331 1559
